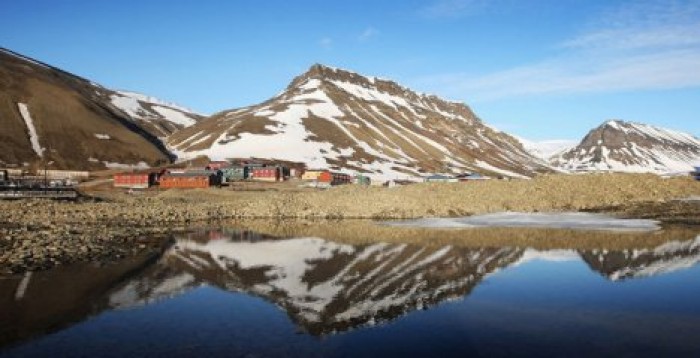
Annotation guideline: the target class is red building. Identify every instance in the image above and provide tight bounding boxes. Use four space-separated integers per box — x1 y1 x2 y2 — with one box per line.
113 173 157 189
251 167 281 182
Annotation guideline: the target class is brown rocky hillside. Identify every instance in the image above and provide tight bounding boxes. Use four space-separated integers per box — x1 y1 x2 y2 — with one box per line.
0 48 202 170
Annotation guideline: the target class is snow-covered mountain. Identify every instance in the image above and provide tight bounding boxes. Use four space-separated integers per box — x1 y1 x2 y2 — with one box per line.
516 137 577 161
168 64 551 179
106 90 202 138
0 47 202 169
551 120 700 174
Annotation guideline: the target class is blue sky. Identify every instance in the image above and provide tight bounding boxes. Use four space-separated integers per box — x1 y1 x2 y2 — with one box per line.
1 0 699 140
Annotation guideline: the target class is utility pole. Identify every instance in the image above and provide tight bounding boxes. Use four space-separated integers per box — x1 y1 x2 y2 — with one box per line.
43 151 47 195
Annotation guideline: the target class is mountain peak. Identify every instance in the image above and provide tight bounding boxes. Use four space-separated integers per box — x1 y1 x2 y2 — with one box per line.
169 64 550 179
303 63 336 78
603 119 625 126
552 119 700 173
290 63 378 90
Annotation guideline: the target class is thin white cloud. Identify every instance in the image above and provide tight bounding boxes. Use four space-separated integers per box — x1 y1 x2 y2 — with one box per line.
358 26 378 42
416 0 700 101
319 37 333 50
562 1 700 51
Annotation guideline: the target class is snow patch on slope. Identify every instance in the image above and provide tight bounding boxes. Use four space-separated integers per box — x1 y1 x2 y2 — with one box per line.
150 106 196 127
115 90 200 115
174 87 343 169
109 92 198 129
17 103 43 157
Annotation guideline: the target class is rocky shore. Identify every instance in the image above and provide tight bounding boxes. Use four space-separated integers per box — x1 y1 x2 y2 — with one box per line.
1 173 698 274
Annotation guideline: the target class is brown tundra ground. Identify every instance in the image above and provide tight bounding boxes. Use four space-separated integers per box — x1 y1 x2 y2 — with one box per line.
1 173 698 273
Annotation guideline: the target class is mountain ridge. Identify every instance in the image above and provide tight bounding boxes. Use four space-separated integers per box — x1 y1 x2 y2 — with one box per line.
3 46 698 175
551 119 700 174
168 64 552 179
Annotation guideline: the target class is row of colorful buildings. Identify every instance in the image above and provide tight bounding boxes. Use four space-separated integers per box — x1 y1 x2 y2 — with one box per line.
113 160 369 189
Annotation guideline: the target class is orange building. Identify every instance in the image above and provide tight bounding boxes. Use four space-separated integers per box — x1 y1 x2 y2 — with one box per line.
316 171 351 185
159 174 210 189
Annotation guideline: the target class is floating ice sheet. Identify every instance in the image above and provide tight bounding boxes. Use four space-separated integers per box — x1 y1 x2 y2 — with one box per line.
382 212 661 232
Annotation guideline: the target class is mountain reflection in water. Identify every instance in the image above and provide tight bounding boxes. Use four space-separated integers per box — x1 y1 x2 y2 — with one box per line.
1 227 700 355
112 230 524 335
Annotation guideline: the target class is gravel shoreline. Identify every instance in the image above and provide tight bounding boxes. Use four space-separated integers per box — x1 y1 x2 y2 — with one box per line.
1 173 698 274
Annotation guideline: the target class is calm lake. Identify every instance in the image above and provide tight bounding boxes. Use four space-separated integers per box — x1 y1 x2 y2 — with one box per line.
2 225 700 357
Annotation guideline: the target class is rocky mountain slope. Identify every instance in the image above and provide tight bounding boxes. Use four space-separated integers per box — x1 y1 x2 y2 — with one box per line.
551 120 700 174
168 64 551 179
0 48 202 170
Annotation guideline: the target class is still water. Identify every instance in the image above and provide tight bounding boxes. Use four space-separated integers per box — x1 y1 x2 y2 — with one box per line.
2 226 700 357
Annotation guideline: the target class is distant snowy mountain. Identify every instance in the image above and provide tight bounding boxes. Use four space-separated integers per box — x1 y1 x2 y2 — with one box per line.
551 120 700 174
516 137 577 160
168 64 551 179
107 90 202 137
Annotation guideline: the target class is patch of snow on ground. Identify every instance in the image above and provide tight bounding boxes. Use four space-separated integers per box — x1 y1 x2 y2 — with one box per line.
151 106 196 127
94 134 111 140
111 93 197 127
254 109 275 117
330 80 413 112
17 103 43 157
116 90 201 115
110 94 149 119
383 212 660 232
